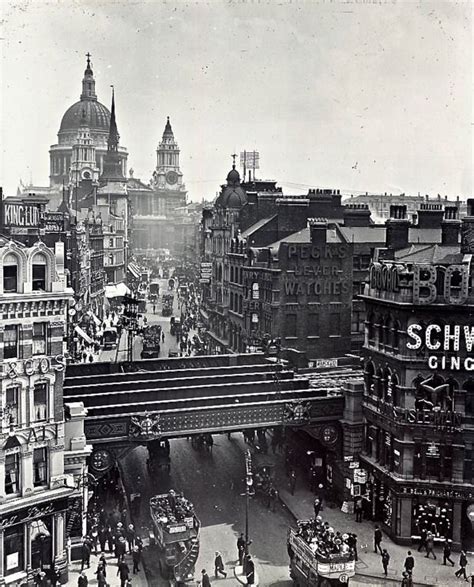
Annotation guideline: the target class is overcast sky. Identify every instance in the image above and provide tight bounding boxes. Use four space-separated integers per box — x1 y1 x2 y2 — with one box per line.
1 0 472 201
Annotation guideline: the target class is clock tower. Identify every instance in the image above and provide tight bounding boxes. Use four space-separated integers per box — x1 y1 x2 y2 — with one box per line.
151 117 187 215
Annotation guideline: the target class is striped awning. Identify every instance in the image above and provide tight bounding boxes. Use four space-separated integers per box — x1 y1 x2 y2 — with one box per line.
128 263 140 279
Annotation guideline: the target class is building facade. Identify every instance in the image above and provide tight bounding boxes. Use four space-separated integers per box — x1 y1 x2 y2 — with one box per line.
358 205 473 547
0 238 75 584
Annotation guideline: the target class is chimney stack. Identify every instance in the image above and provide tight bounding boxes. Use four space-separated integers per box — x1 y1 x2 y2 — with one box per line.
343 203 371 227
441 206 460 246
385 205 410 250
417 203 444 229
308 218 328 245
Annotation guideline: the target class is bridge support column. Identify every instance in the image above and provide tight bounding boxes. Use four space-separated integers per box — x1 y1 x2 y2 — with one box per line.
340 380 365 511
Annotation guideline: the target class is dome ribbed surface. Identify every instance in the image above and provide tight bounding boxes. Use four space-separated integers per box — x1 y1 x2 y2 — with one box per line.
59 100 110 133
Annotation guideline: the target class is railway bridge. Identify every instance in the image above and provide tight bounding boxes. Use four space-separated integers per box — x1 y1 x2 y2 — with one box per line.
64 353 359 475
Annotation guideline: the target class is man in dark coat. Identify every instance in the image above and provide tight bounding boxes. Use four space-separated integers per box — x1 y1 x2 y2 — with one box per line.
443 539 455 566
214 551 227 578
50 566 61 587
117 560 130 587
201 569 211 587
245 555 255 586
78 571 88 587
132 545 141 574
115 536 126 563
80 539 91 571
404 550 415 576
374 525 383 554
381 549 390 576
237 533 246 564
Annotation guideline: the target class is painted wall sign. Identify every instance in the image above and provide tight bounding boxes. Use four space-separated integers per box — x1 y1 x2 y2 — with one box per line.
4 203 41 227
287 244 349 260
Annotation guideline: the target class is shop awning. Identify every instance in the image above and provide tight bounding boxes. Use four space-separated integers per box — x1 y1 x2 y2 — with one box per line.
74 325 93 345
128 263 140 279
105 283 131 299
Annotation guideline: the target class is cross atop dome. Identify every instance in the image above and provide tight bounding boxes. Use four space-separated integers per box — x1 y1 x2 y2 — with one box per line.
231 153 237 169
81 51 97 101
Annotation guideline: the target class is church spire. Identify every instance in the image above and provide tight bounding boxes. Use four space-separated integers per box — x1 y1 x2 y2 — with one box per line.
163 116 174 138
107 86 120 153
81 52 97 101
100 86 124 181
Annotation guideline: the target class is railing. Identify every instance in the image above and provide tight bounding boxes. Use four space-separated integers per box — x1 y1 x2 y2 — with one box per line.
173 518 200 583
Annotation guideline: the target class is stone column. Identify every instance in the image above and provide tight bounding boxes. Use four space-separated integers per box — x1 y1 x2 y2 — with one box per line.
452 500 462 548
399 496 413 541
21 451 34 495
25 522 32 572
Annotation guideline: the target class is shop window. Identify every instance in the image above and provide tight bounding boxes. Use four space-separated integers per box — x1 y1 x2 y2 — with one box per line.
4 524 24 576
330 313 340 336
3 263 18 293
5 452 20 495
308 314 320 336
33 448 48 487
33 382 48 422
412 499 453 539
426 442 441 479
285 314 297 338
4 324 19 359
32 322 47 355
375 368 383 399
32 255 47 291
5 386 19 426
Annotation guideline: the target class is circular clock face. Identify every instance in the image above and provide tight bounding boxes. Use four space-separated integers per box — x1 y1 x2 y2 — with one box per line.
91 449 113 473
166 171 179 185
321 425 338 446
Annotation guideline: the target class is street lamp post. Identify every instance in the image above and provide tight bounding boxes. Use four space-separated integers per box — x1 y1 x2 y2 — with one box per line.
244 450 253 570
121 294 141 363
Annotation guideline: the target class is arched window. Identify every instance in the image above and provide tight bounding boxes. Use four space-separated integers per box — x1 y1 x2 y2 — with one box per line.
365 361 375 395
383 316 392 349
3 253 19 293
375 367 383 399
366 312 375 345
391 373 400 406
252 282 260 300
392 320 400 351
230 267 234 283
32 254 47 291
383 367 392 402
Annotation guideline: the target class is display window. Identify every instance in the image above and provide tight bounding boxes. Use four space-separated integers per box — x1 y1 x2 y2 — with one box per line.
4 525 24 576
411 498 453 539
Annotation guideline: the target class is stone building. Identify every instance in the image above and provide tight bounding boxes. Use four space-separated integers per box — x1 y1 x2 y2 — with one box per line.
0 237 75 584
49 55 127 188
357 202 474 547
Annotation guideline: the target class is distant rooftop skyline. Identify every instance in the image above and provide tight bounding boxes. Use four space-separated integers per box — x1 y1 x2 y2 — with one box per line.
1 1 471 201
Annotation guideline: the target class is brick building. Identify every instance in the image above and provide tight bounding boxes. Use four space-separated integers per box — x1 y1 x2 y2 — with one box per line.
356 202 474 547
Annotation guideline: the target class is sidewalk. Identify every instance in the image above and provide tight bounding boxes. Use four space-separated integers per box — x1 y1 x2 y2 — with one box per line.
69 548 149 587
270 451 468 587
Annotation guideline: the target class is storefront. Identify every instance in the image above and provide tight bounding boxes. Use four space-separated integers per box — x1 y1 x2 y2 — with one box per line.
0 496 69 585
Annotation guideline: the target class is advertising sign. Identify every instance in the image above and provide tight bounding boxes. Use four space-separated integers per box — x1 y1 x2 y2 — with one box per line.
3 202 41 228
